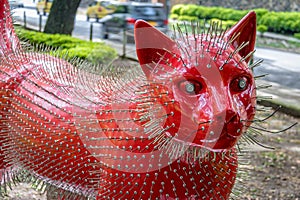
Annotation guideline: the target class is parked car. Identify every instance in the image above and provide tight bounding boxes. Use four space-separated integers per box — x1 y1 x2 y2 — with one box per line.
36 0 53 15
86 0 117 22
99 2 168 42
8 0 24 9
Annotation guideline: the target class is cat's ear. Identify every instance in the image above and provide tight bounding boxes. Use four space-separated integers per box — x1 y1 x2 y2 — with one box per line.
225 11 256 63
0 1 21 53
134 20 179 78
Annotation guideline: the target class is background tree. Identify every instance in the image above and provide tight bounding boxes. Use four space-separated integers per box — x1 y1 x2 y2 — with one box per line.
44 0 81 35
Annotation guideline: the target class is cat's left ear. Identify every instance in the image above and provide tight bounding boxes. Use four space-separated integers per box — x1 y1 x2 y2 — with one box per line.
225 11 256 63
134 20 180 78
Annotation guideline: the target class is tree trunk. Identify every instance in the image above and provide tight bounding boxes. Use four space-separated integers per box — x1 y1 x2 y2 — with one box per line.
44 0 81 35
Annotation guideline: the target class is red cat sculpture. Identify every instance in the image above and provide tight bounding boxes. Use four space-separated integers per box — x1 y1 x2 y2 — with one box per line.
0 0 257 198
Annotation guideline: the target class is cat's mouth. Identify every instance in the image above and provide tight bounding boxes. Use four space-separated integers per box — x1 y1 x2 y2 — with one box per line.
171 117 245 151
169 132 236 154
188 110 246 150
200 120 244 150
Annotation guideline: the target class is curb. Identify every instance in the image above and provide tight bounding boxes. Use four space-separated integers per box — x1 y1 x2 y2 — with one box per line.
258 99 300 118
262 32 300 43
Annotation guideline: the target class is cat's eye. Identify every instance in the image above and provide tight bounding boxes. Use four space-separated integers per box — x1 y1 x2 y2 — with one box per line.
231 76 249 92
178 80 202 95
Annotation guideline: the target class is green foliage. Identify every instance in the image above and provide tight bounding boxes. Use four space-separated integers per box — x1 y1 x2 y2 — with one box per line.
171 4 244 20
214 8 247 21
170 4 185 16
259 11 300 34
222 20 238 29
86 44 118 65
199 6 220 19
179 4 199 17
170 4 300 34
294 33 300 40
210 18 237 29
257 25 268 34
177 15 199 22
169 13 179 20
253 8 269 21
227 10 249 21
194 6 209 19
15 27 117 64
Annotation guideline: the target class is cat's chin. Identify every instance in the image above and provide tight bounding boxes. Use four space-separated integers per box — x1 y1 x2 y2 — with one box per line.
177 141 237 166
192 140 236 152
171 134 237 152
195 120 243 150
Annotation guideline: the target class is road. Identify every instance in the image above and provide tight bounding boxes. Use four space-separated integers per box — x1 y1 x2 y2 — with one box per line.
254 48 300 90
11 7 300 91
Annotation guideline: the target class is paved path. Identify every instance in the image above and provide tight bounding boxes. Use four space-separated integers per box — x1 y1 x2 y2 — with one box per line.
254 48 300 90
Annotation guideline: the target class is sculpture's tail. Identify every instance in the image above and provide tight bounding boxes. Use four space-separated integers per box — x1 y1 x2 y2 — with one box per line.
0 1 22 196
0 0 21 54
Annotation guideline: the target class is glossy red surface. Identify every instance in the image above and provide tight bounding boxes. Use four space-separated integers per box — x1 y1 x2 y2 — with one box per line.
135 11 257 151
0 1 257 198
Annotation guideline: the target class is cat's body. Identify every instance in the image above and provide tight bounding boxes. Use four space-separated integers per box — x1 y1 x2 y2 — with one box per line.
0 0 257 199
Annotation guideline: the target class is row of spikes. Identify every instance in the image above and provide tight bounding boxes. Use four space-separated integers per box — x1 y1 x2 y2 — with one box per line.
1 78 176 137
89 156 237 199
0 45 149 108
168 21 256 69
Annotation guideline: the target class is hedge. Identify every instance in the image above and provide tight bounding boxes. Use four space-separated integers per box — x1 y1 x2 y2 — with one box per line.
171 4 250 21
259 12 300 34
15 27 117 65
295 33 300 40
257 25 268 34
170 4 300 35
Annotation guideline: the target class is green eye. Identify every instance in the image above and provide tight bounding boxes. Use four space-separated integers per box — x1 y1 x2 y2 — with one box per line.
185 82 195 93
178 80 202 95
231 76 249 92
238 78 247 90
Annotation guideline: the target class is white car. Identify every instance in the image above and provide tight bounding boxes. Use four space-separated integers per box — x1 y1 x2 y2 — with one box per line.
8 0 24 9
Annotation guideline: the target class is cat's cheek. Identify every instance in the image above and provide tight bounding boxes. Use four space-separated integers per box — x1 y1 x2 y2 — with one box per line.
231 93 253 130
188 97 210 120
168 93 215 146
239 86 257 128
212 137 238 150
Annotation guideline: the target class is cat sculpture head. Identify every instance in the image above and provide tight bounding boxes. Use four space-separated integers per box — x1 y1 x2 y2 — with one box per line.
134 11 257 151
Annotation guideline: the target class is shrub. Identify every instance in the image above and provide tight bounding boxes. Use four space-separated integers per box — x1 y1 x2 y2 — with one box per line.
227 10 249 21
257 25 268 36
170 4 184 15
222 20 238 29
15 27 117 65
294 33 300 40
259 11 300 34
178 15 199 21
195 6 209 19
180 4 199 17
86 44 118 65
253 8 269 22
202 7 220 19
170 4 300 35
169 13 179 20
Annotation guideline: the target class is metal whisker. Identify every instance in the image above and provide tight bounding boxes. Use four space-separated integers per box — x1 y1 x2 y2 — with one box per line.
248 122 298 134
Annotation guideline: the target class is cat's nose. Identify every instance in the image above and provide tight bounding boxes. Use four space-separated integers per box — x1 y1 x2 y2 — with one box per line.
225 109 238 123
224 109 243 137
214 109 236 123
213 109 243 137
